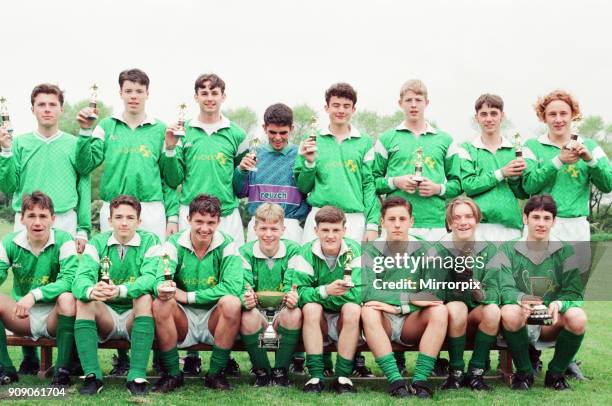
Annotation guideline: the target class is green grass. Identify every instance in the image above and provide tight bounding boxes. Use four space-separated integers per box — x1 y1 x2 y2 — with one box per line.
0 220 611 404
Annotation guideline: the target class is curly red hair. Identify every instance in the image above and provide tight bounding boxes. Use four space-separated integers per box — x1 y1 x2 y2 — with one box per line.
534 89 581 122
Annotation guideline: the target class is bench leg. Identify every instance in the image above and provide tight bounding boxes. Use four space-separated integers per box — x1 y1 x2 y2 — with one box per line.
499 349 513 385
38 347 54 379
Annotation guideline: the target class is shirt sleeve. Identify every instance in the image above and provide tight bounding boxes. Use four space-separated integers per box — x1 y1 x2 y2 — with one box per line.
442 142 462 198
293 136 317 194
76 125 106 175
76 174 91 239
32 239 78 301
587 144 612 193
0 142 18 194
362 142 381 230
372 137 395 194
71 242 100 301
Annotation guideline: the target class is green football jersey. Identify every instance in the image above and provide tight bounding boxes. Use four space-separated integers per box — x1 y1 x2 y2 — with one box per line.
239 239 301 293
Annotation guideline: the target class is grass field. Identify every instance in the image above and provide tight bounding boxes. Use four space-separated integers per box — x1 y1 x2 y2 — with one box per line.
0 220 610 405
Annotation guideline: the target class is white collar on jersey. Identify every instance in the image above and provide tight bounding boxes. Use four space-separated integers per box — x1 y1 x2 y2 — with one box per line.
188 115 231 134
395 121 438 135
514 234 564 261
14 228 56 253
319 125 362 138
471 135 514 150
112 113 156 126
373 236 423 256
311 238 351 262
439 232 489 255
537 133 584 147
178 229 225 255
33 130 64 144
107 232 141 247
253 240 287 259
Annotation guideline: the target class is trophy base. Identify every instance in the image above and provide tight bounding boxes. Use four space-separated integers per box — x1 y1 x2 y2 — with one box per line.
159 286 176 293
343 281 355 288
527 316 553 326
174 130 185 137
258 331 281 349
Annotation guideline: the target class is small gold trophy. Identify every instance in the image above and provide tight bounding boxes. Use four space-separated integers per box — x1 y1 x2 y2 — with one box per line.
247 137 260 172
99 256 112 284
159 254 176 293
307 116 318 153
174 103 187 137
0 97 13 134
343 249 355 288
514 132 523 158
413 147 424 184
87 83 99 121
564 120 580 150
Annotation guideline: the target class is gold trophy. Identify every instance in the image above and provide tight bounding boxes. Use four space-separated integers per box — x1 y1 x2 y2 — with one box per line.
99 256 112 284
307 116 318 153
343 250 355 288
87 83 99 121
0 97 13 134
564 121 580 150
247 137 260 172
174 103 187 137
513 132 523 158
413 147 424 184
159 254 176 293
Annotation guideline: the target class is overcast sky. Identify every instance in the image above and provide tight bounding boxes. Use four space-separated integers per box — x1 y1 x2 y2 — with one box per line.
1 0 611 141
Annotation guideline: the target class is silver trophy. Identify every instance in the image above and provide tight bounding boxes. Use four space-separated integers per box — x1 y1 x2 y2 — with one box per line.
564 121 580 150
100 256 112 284
250 283 287 349
174 103 187 137
343 250 355 288
247 137 260 172
87 83 99 121
413 147 424 184
525 275 553 325
307 116 318 153
514 132 523 158
0 97 13 134
159 254 176 293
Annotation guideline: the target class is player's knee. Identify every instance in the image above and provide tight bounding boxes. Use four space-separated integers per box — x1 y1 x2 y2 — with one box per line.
133 294 153 315
446 301 468 325
341 303 361 325
500 305 523 331
302 303 322 322
281 307 302 329
76 299 95 317
360 305 380 326
482 304 501 325
57 292 76 316
564 308 587 334
152 297 173 320
427 304 448 328
240 309 262 334
219 295 241 320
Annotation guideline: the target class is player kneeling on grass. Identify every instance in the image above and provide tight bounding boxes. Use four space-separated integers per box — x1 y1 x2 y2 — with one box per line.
361 197 447 399
0 191 77 386
72 195 160 396
496 194 586 390
239 203 302 387
435 197 500 391
151 194 243 392
291 206 362 394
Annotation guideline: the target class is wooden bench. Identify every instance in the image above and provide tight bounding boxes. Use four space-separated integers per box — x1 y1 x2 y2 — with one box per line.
6 331 514 383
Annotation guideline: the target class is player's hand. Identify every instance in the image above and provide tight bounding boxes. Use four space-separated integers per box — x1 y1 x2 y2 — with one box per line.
283 285 299 309
325 279 350 297
0 127 12 149
75 238 87 254
89 281 112 301
104 282 120 300
166 222 178 237
559 147 579 165
574 144 593 162
164 124 180 150
418 178 441 197
364 230 378 242
174 288 187 304
520 295 543 316
243 287 258 310
502 158 527 177
299 139 317 163
548 301 560 325
76 107 98 129
364 301 400 314
410 291 443 307
393 175 417 194
14 293 35 319
157 281 177 301
239 153 257 171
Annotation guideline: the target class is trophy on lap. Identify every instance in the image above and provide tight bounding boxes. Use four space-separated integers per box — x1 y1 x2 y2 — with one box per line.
525 276 553 325
159 254 176 293
413 147 424 185
251 283 289 349
100 256 112 284
174 103 187 137
87 83 99 121
0 97 13 134
343 249 355 288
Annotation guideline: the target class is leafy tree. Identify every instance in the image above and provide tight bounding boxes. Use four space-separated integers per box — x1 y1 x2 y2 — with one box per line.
291 104 318 144
224 106 257 136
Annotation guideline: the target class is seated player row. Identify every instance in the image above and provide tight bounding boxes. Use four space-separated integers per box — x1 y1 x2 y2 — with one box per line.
0 191 586 398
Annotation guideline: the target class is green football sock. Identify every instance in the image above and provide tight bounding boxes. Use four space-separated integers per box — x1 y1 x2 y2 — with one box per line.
375 353 403 384
412 352 436 383
21 346 39 362
447 334 466 371
548 329 584 374
468 329 496 370
334 354 353 378
323 351 333 370
74 319 102 380
55 315 75 369
127 316 154 381
242 328 271 372
306 353 324 379
502 327 533 374
160 348 181 377
275 326 301 369
208 345 231 376
0 321 16 373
